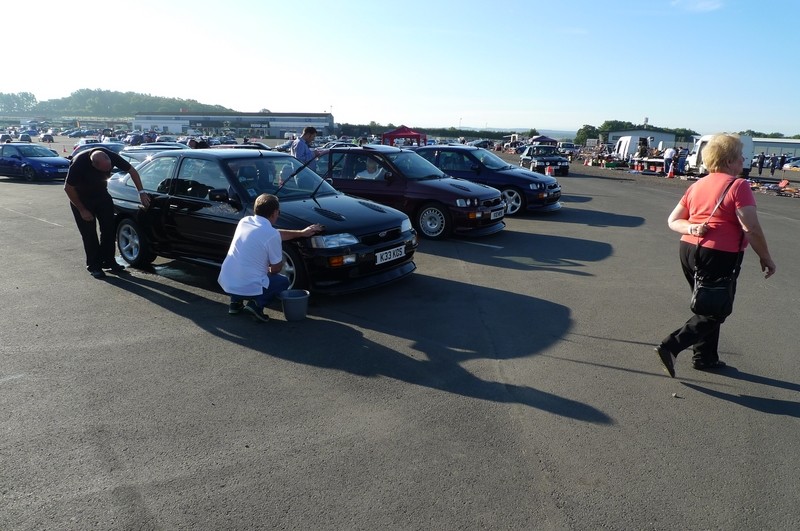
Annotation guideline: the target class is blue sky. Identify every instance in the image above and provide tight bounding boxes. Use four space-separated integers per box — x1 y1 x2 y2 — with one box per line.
6 0 798 135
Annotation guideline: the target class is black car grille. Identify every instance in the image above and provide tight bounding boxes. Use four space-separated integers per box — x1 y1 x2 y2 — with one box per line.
360 227 403 246
482 197 504 208
547 183 560 191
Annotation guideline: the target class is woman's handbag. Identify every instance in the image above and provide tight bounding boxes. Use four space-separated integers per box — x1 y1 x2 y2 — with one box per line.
690 275 735 317
689 179 743 317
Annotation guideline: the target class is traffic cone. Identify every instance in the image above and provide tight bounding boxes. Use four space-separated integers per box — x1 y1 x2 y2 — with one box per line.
667 161 675 178
63 146 67 153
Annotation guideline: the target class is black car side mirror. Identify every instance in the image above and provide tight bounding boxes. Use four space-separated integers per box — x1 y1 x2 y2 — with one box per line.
383 172 394 182
209 188 243 210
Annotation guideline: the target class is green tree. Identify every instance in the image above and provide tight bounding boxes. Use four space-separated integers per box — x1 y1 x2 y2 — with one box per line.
574 125 599 146
527 128 539 138
598 120 635 133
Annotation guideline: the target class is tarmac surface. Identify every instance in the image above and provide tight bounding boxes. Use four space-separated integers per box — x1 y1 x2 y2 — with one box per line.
2 140 800 529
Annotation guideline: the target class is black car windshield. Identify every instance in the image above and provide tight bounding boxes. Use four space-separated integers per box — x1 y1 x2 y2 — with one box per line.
225 155 336 200
530 145 558 155
474 148 514 170
17 145 62 158
385 151 445 180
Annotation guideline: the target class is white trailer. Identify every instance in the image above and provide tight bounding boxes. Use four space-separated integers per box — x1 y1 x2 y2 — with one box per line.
685 134 753 177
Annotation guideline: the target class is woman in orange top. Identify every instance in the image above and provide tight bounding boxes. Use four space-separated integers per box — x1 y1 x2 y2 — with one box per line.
655 134 776 378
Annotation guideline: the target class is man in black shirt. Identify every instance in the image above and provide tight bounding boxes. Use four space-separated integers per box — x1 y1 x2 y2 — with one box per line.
64 148 150 278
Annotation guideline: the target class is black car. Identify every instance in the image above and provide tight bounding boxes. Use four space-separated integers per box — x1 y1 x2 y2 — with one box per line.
414 145 562 215
108 149 418 294
518 145 570 176
312 145 506 240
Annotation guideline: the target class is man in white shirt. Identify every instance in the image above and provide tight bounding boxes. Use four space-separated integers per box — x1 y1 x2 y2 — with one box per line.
355 158 384 180
218 194 322 322
663 146 677 174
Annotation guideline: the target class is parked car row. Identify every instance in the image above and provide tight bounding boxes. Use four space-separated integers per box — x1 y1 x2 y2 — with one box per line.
2 139 564 296
108 149 418 294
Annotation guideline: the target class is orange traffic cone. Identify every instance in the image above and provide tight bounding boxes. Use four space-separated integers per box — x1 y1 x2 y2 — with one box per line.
667 161 675 178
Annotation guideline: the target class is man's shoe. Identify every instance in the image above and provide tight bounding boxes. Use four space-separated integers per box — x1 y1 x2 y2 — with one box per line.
693 359 727 371
655 346 676 378
243 301 270 322
228 301 244 315
103 262 126 273
89 269 106 279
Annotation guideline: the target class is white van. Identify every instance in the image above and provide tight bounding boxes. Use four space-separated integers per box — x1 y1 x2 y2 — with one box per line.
685 135 753 177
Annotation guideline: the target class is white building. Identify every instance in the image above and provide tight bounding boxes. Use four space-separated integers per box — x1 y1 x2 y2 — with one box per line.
132 111 334 138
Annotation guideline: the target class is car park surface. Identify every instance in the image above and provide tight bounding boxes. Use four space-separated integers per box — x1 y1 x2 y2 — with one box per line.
109 148 418 293
313 144 506 239
3 158 800 529
414 144 562 215
0 142 70 181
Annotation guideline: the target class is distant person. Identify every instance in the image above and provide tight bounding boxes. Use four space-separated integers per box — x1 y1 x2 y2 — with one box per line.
355 158 383 180
663 146 676 174
769 153 779 176
64 148 150 278
654 134 775 378
756 152 765 176
218 194 322 322
778 153 786 172
188 138 198 148
290 126 317 164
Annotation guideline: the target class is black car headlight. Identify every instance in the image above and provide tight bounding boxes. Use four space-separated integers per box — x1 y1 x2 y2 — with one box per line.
309 233 359 248
456 198 479 207
528 182 546 191
401 218 413 232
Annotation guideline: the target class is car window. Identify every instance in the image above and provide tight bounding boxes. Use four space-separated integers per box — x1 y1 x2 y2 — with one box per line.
135 156 179 193
17 145 59 158
0 146 19 157
440 152 472 171
175 159 228 199
384 151 444 180
475 148 510 170
416 150 436 165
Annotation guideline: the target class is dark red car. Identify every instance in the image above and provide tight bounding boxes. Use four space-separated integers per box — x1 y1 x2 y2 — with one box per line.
312 145 506 240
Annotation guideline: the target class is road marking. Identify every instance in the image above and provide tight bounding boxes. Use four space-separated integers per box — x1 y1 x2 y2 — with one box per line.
0 373 25 384
459 240 503 250
0 207 64 227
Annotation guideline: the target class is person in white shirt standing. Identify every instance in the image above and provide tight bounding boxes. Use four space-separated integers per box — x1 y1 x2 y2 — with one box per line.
663 146 676 175
218 194 322 322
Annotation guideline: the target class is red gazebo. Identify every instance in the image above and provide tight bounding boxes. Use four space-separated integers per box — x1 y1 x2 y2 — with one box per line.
381 125 427 147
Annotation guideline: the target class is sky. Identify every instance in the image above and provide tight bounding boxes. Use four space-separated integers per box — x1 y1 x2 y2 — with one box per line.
5 0 799 135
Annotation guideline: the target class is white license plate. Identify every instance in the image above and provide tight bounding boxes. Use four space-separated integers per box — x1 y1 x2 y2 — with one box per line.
376 245 405 265
491 209 504 220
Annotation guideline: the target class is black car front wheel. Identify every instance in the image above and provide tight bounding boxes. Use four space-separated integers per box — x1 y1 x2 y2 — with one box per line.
22 166 36 182
416 203 452 240
282 246 308 290
501 187 526 216
116 218 155 267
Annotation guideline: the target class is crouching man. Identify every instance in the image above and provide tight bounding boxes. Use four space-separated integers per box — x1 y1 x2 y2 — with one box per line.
218 193 322 322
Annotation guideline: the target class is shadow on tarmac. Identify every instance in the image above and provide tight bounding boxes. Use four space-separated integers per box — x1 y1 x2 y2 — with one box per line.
104 266 613 425
682 381 800 418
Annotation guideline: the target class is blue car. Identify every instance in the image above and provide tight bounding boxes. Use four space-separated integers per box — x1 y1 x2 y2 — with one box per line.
414 145 562 216
0 142 70 181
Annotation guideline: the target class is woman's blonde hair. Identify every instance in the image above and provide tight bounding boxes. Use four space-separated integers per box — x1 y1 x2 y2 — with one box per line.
703 134 743 173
